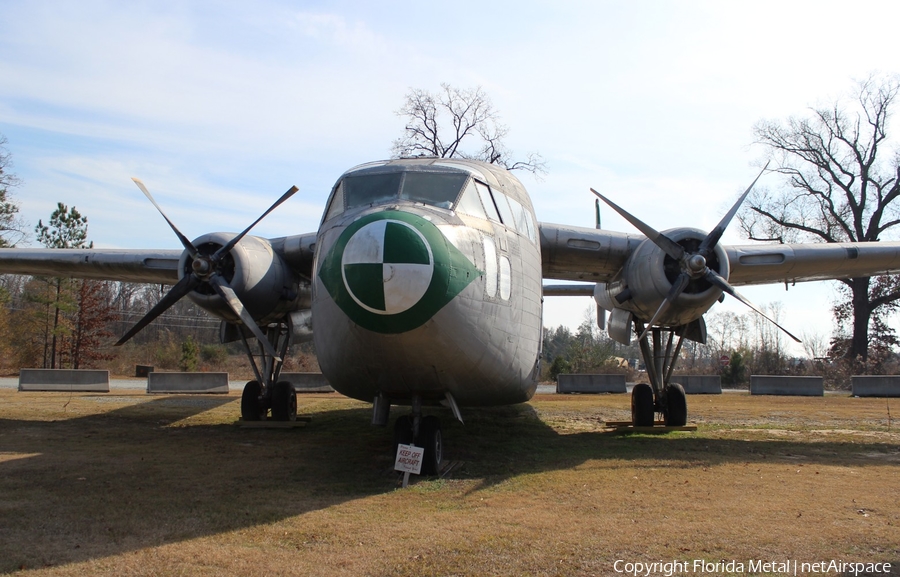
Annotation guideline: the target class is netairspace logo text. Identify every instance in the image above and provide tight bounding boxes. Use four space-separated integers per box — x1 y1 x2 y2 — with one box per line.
613 559 893 576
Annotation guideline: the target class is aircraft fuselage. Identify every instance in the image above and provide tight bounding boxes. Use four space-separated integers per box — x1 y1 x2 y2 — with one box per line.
311 159 543 407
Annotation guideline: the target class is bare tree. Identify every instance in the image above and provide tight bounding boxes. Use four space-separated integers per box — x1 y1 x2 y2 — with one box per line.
740 74 900 363
392 83 546 175
800 330 828 359
0 134 27 247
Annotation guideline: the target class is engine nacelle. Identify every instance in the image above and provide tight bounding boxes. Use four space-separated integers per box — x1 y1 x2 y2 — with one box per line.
595 227 729 328
180 232 308 325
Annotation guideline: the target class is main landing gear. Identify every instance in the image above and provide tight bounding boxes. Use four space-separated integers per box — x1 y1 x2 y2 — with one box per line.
633 323 688 427
238 319 298 422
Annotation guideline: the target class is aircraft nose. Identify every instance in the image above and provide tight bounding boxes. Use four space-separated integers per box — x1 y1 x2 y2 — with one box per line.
317 209 481 334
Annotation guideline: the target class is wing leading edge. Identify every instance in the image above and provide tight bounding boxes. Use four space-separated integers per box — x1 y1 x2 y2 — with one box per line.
0 248 181 284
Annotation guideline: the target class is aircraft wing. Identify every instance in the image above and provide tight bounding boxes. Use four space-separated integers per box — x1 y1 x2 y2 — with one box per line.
0 233 318 285
725 242 900 285
539 221 900 285
0 248 181 284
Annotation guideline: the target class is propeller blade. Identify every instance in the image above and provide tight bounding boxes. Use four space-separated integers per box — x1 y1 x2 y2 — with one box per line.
637 273 690 341
212 185 299 261
208 275 282 362
115 274 201 346
698 161 770 255
591 188 685 261
704 269 801 343
132 178 199 258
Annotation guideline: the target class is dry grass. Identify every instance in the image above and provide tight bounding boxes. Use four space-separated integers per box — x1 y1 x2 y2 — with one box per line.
0 389 898 576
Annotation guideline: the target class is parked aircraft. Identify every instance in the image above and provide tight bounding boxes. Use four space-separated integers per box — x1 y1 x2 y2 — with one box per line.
2 158 899 474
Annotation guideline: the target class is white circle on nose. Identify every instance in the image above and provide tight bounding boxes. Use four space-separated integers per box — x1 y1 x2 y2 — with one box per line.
341 220 434 315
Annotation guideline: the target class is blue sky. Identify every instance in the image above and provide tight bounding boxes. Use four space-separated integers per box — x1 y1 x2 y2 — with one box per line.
2 0 899 354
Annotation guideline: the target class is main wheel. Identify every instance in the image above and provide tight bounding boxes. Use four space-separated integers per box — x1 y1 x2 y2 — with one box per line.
271 381 297 421
241 380 266 421
392 415 414 460
631 383 655 427
664 383 687 427
419 415 443 476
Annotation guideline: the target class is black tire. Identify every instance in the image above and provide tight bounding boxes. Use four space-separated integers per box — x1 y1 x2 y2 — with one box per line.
394 415 414 445
241 380 265 421
631 383 655 427
419 415 443 476
392 415 413 459
664 383 687 427
271 381 297 421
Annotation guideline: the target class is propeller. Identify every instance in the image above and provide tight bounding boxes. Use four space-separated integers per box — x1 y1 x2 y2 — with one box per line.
591 163 799 343
116 179 300 360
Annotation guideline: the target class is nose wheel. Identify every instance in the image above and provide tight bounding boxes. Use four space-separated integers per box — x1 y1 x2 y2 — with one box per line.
392 397 443 476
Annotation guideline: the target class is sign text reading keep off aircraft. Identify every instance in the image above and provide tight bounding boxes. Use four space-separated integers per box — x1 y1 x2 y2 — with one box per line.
394 444 424 475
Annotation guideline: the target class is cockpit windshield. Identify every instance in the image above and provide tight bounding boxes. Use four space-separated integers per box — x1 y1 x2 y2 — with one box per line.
326 169 470 220
343 172 402 209
399 172 469 208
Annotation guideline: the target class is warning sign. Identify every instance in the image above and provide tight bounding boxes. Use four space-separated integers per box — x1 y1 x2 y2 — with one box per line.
394 444 424 475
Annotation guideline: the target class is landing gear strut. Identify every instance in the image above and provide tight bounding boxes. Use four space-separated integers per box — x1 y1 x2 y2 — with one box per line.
238 319 297 422
634 323 688 427
391 396 443 476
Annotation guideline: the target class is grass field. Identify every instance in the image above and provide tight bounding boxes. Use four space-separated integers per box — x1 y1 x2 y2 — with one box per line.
0 389 898 576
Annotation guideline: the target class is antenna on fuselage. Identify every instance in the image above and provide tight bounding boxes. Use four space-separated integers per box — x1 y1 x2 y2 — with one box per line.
595 199 601 229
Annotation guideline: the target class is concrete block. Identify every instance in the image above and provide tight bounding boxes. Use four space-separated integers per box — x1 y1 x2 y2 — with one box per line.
557 374 627 394
750 375 824 396
147 372 229 394
279 372 335 393
18 369 110 392
851 375 900 397
673 375 722 394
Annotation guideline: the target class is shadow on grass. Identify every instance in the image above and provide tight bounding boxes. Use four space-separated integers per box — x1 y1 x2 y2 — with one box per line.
0 397 896 572
445 404 899 482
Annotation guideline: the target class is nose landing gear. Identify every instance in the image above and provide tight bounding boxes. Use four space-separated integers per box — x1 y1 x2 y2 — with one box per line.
391 396 443 476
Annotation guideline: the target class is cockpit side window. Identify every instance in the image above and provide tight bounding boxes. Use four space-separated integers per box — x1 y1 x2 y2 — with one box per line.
507 196 536 243
322 182 345 222
400 172 469 209
474 181 502 222
492 191 517 231
343 172 403 210
455 179 489 219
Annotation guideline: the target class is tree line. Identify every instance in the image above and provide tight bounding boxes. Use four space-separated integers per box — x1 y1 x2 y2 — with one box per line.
543 301 899 389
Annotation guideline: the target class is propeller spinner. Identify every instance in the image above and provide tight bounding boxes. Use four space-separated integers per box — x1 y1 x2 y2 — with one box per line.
116 179 300 360
591 162 799 343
